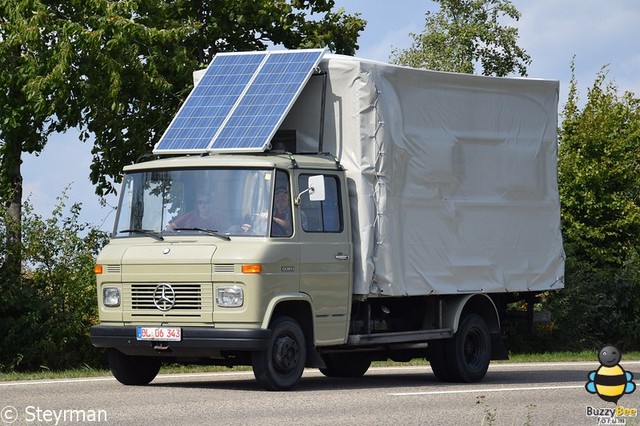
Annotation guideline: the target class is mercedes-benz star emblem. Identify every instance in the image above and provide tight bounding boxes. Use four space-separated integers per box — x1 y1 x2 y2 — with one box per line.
153 283 176 311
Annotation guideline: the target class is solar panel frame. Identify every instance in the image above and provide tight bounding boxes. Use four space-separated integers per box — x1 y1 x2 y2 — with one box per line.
153 48 326 155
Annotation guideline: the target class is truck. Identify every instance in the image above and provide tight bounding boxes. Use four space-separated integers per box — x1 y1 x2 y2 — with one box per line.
90 50 564 391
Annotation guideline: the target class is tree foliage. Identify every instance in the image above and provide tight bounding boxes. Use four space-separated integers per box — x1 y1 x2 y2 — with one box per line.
525 64 640 352
559 64 640 269
0 194 109 371
390 0 530 76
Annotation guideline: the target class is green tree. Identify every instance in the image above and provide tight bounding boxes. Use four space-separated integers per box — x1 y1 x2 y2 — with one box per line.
0 0 365 276
546 65 640 351
0 0 194 278
0 194 109 371
390 0 530 76
559 65 640 268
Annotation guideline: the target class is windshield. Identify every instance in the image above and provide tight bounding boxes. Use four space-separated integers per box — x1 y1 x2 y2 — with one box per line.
114 168 273 237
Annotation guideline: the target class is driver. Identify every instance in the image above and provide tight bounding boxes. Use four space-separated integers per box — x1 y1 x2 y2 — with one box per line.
271 187 292 236
167 192 221 230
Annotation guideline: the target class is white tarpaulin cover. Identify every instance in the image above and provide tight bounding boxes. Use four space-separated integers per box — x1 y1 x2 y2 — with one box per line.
283 54 565 297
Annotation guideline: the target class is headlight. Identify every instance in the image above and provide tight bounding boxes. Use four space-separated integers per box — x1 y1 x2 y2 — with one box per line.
103 287 121 307
216 286 244 307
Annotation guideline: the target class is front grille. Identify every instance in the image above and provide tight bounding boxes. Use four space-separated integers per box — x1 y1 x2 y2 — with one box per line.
131 283 202 310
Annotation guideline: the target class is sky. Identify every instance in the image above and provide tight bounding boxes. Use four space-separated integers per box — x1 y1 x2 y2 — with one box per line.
21 0 640 231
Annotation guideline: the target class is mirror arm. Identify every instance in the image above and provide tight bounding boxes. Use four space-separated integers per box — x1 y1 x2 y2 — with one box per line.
294 187 315 206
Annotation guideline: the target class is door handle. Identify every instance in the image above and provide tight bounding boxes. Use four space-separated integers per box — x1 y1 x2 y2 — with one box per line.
335 253 349 260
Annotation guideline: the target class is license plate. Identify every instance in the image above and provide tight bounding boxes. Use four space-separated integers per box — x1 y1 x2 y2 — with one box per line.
136 326 182 342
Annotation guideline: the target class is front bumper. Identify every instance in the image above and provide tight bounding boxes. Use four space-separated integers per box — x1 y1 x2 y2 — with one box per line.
90 325 271 357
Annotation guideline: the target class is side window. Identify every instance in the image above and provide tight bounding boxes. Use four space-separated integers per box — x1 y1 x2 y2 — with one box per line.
298 174 342 233
271 171 293 237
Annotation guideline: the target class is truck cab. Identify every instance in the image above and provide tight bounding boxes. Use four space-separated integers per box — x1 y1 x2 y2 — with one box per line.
91 153 354 390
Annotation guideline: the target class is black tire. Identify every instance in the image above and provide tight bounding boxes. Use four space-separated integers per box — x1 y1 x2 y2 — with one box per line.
448 313 491 382
107 349 161 385
252 316 306 391
319 353 371 378
427 339 454 382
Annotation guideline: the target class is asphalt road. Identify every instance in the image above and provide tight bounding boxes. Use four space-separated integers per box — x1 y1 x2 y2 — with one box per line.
2 361 640 425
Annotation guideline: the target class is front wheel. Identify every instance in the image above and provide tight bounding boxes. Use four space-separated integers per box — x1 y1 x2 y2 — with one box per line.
107 349 161 385
252 316 306 391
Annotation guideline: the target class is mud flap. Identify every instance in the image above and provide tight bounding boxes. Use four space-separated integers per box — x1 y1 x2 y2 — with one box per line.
305 345 327 369
491 333 509 360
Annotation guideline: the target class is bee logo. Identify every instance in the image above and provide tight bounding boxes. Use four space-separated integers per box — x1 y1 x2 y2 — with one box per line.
586 345 636 403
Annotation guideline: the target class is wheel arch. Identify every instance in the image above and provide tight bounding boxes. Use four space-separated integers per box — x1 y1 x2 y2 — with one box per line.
442 294 501 335
261 294 315 347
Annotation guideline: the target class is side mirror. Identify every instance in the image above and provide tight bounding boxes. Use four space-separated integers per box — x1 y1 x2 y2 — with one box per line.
308 175 325 202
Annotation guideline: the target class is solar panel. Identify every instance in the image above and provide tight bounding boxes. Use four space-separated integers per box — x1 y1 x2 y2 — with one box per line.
153 48 326 154
153 52 267 153
208 49 326 152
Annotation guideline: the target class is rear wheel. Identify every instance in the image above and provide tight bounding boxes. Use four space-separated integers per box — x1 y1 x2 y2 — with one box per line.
428 314 491 383
427 339 454 382
448 314 491 382
107 349 161 385
252 316 306 391
319 352 371 378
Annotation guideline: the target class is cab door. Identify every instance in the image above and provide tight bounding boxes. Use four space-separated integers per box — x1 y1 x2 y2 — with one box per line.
295 171 352 345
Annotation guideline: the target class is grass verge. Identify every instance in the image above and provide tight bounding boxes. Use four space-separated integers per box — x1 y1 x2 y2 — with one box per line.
3 351 640 382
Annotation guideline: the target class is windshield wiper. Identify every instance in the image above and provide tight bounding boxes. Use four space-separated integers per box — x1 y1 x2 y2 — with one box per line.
171 227 231 241
118 229 164 241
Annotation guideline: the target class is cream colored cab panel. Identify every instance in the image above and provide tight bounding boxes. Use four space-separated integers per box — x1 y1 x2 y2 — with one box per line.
295 171 351 345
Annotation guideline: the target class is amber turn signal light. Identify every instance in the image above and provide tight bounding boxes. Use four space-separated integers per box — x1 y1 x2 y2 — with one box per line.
242 264 262 274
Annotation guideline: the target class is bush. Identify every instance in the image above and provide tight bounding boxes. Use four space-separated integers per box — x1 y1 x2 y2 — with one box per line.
549 253 640 352
506 250 640 354
0 194 109 371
